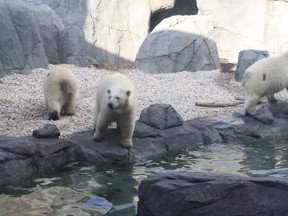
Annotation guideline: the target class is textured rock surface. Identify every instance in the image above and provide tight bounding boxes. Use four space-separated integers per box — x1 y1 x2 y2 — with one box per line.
32 124 60 139
139 104 183 129
197 0 288 62
3 102 288 185
235 49 270 82
40 0 151 64
0 0 63 76
137 172 288 216
136 15 220 73
2 0 288 75
0 136 76 185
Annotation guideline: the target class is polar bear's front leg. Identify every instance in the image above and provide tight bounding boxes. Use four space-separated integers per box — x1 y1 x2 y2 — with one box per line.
47 99 61 120
94 112 110 141
244 93 260 115
118 116 135 148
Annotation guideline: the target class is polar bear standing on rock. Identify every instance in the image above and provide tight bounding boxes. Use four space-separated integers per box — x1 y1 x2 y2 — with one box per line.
241 52 288 115
43 66 79 120
93 73 138 148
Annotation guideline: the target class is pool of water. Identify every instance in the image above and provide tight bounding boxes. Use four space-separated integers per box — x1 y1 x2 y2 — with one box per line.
1 140 288 215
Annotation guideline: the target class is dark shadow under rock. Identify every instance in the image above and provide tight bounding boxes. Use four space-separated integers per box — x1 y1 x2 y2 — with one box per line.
137 172 288 216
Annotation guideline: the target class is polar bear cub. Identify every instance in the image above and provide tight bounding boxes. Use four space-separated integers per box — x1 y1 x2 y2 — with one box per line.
241 52 288 115
93 73 138 148
43 66 79 120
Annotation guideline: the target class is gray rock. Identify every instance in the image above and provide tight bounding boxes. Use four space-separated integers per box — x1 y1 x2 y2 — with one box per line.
136 15 220 73
59 26 93 67
33 123 60 138
0 1 26 75
253 106 274 125
187 118 223 144
157 122 204 152
0 159 35 184
0 0 64 76
4 103 288 185
0 136 76 185
0 136 37 155
139 104 183 129
235 49 270 82
137 172 288 216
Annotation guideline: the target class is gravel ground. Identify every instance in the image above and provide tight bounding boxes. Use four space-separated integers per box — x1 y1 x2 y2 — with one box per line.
0 64 256 138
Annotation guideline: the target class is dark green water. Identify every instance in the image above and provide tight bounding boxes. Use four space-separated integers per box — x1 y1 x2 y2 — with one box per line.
1 140 288 215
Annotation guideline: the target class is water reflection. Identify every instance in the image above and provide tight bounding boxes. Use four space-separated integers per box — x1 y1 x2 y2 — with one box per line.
1 140 288 215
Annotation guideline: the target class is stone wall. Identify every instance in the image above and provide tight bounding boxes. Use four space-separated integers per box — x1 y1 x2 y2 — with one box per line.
197 0 288 62
1 0 288 76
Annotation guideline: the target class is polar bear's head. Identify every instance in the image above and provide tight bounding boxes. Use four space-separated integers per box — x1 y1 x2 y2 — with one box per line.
107 88 131 110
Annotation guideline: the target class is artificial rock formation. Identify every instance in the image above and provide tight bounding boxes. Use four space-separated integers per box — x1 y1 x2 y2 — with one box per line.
2 102 288 185
135 15 221 73
137 172 288 216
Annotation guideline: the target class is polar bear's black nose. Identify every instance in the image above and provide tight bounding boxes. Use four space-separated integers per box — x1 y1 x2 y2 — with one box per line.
108 103 113 109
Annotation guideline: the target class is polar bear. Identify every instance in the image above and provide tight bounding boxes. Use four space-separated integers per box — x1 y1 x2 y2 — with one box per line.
241 52 288 115
43 66 79 120
93 73 138 148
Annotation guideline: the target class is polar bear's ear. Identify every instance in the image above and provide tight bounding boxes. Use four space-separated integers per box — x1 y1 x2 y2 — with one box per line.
107 89 111 94
126 90 131 96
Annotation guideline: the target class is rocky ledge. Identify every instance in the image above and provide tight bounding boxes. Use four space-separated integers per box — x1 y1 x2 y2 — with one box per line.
137 171 288 216
1 102 288 185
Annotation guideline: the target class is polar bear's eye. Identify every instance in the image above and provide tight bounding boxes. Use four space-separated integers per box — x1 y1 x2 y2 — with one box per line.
116 97 120 100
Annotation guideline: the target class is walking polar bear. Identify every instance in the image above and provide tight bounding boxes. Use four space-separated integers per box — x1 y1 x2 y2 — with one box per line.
43 66 79 120
93 73 138 148
241 52 288 115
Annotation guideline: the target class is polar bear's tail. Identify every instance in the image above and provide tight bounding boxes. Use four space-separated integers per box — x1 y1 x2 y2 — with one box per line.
60 80 73 94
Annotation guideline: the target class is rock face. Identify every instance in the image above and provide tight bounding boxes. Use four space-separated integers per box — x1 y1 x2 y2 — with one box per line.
2 0 288 76
0 0 63 76
0 136 76 185
235 49 270 82
197 0 288 62
0 0 151 76
135 15 221 73
41 0 151 64
149 0 198 32
137 172 288 216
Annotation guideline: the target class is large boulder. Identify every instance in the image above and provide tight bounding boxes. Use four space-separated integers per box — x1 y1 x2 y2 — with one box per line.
137 172 288 216
235 49 270 82
135 15 220 73
139 104 183 129
0 0 64 75
59 26 93 67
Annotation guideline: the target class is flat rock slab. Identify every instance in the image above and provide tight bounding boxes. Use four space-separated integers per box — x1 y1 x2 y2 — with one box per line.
137 172 288 216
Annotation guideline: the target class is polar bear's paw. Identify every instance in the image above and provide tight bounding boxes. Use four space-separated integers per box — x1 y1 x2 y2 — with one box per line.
121 139 133 148
94 131 104 142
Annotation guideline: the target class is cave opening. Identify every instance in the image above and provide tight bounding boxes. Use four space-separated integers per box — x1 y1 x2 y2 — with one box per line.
149 0 198 32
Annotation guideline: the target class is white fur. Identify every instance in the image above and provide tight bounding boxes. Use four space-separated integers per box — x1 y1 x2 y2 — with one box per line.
43 66 79 120
93 73 138 148
241 53 288 115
